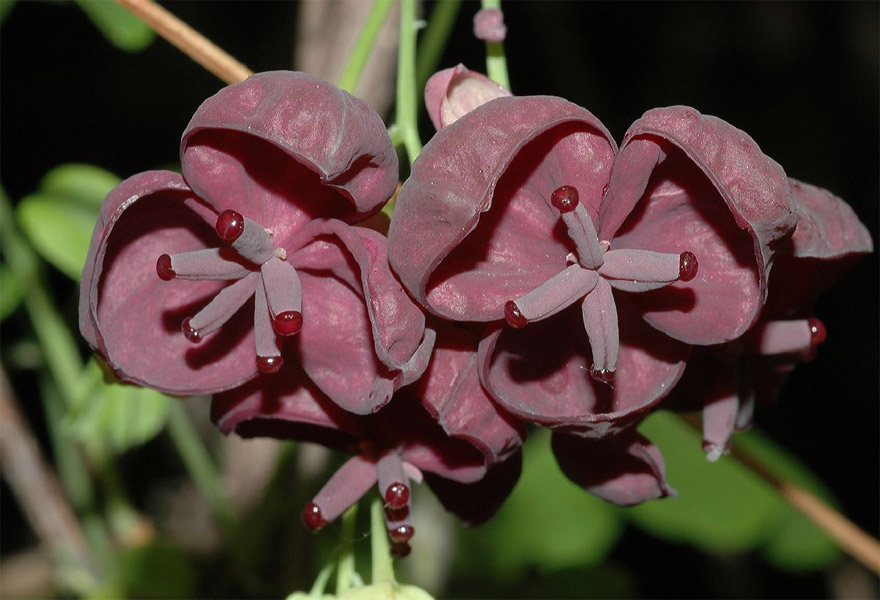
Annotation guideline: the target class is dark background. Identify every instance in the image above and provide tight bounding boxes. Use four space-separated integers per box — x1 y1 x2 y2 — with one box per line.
2 1 877 598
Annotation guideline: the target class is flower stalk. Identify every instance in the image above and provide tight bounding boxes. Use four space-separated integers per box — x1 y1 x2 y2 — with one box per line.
480 0 510 89
337 0 396 94
396 0 422 163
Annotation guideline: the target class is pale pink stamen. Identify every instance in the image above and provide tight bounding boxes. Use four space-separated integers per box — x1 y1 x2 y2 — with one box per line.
505 264 599 326
157 248 252 281
580 278 619 382
305 455 378 530
184 272 260 341
254 281 282 373
261 257 303 337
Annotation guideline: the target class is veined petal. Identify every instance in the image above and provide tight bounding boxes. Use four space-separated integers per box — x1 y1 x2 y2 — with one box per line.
80 171 258 394
389 95 616 321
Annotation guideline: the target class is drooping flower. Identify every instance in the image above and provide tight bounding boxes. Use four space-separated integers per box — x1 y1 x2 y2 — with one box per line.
388 99 796 435
677 178 872 459
79 71 432 414
211 322 526 548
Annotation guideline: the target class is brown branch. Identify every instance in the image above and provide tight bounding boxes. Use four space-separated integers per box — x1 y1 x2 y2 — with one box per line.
0 367 93 566
115 0 253 85
680 413 880 575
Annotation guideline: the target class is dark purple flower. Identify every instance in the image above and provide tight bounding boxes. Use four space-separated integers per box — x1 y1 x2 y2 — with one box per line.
680 178 872 459
79 71 432 414
388 100 796 434
211 322 526 545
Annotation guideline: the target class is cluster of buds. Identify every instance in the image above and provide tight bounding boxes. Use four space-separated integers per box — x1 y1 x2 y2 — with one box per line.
79 69 870 551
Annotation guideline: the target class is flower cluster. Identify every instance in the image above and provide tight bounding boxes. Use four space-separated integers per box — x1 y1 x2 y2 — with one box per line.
79 69 871 551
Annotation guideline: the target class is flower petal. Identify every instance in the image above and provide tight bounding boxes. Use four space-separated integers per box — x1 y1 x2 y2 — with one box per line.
181 71 398 241
480 301 688 432
552 429 675 506
80 171 259 394
424 64 512 130
389 95 616 321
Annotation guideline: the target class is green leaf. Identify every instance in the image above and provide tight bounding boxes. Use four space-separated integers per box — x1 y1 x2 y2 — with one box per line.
626 412 779 553
116 540 196 598
0 261 22 320
456 429 623 576
0 0 16 25
626 412 841 571
16 164 119 279
66 360 172 454
75 0 155 52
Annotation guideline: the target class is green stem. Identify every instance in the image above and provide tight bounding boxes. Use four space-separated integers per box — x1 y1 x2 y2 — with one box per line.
336 0 395 94
308 560 335 597
370 497 394 584
335 504 359 594
481 0 510 90
416 0 462 102
166 402 236 529
395 0 422 164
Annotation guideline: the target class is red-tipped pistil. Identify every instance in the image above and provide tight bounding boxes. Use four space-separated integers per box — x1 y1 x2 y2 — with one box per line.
384 483 410 509
391 542 411 558
590 366 615 383
216 210 245 242
301 502 327 531
273 311 303 336
550 185 579 213
808 318 826 346
389 524 414 544
156 254 176 280
181 318 201 343
504 301 528 328
678 251 698 282
256 356 283 374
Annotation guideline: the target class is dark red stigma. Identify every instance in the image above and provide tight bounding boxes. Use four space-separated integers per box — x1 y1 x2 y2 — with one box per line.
181 318 201 343
256 356 283 374
301 502 327 532
391 542 411 558
384 483 410 510
273 311 303 336
678 251 698 282
550 185 580 213
504 301 528 328
808 318 826 346
156 254 176 281
389 525 414 544
216 210 245 242
590 366 615 383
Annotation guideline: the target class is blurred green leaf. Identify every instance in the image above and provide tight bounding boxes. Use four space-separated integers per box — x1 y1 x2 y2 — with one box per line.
0 0 16 25
116 540 196 598
75 0 156 52
456 429 623 577
627 412 841 571
66 360 172 453
0 261 22 319
16 164 119 279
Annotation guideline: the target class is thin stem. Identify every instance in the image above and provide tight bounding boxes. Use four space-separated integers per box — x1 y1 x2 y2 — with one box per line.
480 0 510 90
307 560 335 597
680 414 880 575
416 0 462 101
335 504 358 594
115 0 253 85
370 497 394 584
396 0 422 164
166 402 237 529
337 0 395 94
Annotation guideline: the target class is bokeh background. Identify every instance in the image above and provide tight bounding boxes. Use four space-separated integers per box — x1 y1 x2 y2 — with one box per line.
1 1 877 598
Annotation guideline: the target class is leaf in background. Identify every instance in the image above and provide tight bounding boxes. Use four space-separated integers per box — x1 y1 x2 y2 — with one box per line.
66 360 172 454
0 0 16 25
626 412 841 571
16 164 119 280
455 428 623 577
116 540 196 598
75 0 155 52
0 261 22 320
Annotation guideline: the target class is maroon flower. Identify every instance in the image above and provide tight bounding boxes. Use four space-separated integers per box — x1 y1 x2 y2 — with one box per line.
388 100 796 433
211 322 526 546
79 71 432 414
683 178 872 459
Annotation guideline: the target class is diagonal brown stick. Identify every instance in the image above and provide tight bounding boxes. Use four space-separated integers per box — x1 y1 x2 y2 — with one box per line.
116 0 253 85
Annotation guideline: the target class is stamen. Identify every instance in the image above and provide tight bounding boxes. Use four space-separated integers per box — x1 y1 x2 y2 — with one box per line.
156 254 176 280
743 319 823 356
550 185 605 270
254 278 282 373
215 210 245 241
377 452 410 510
305 455 378 531
505 264 599 326
599 249 684 292
678 251 698 282
157 249 252 281
580 278 619 382
183 272 259 342
261 257 304 336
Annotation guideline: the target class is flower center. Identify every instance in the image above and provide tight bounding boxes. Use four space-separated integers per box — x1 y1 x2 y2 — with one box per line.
504 185 699 382
155 209 303 374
